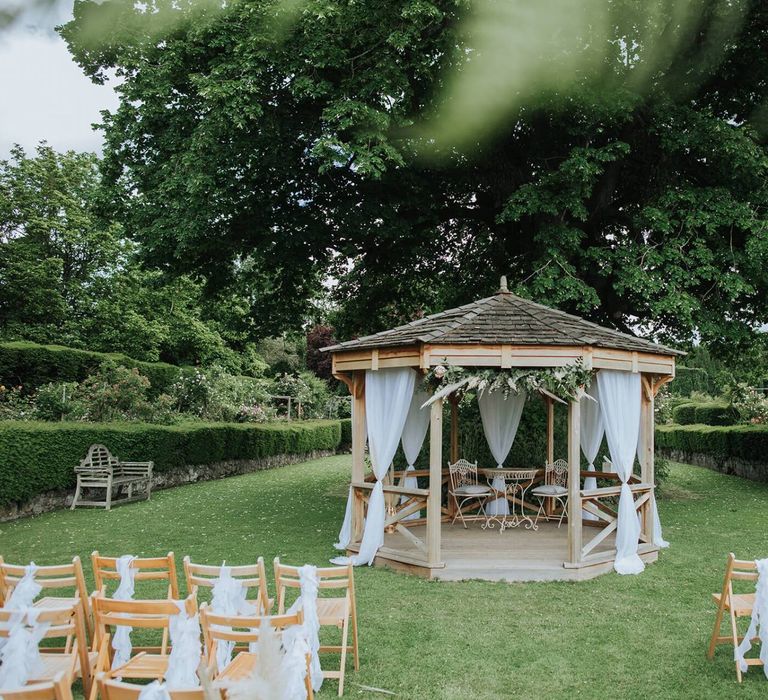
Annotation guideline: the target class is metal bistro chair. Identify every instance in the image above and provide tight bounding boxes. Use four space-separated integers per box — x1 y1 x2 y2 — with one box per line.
532 459 569 528
448 459 493 529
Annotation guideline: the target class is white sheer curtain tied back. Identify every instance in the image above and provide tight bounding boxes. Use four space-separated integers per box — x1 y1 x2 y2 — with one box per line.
332 368 416 566
580 382 603 521
596 370 644 575
478 389 527 515
399 389 431 520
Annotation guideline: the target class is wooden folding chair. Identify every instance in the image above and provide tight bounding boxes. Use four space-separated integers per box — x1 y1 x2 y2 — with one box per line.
89 591 198 700
0 556 92 637
96 673 206 700
273 558 359 696
182 556 272 614
92 552 180 599
0 672 74 700
198 604 313 698
708 553 760 681
0 601 92 698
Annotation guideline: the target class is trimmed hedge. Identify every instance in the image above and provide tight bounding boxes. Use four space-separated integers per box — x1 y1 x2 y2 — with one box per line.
657 423 768 464
339 418 352 449
671 401 738 426
0 341 182 396
0 419 342 506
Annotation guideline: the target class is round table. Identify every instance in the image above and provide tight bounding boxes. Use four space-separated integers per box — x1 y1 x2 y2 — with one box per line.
478 467 542 532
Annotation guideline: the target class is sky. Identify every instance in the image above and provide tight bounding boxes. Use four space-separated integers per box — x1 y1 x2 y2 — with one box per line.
0 0 119 158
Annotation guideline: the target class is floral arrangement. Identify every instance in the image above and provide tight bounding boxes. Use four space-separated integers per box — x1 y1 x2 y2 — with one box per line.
423 359 594 404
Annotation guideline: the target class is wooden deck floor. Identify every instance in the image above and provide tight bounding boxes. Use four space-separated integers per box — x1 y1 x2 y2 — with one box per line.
373 521 658 582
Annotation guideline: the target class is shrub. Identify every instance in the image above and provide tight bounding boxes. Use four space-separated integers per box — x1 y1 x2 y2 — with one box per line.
340 418 352 449
170 365 272 422
656 423 768 465
727 383 768 425
0 419 343 506
672 401 738 426
0 341 181 396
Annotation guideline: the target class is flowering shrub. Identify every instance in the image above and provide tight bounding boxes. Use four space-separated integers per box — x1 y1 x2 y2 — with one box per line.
0 385 36 420
728 383 768 425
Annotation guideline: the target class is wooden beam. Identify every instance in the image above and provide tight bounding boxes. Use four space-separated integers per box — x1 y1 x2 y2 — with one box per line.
567 397 581 565
427 399 443 566
639 374 655 542
351 372 366 543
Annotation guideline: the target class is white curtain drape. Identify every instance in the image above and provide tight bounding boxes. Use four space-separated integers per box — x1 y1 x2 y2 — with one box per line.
478 389 527 516
637 415 669 549
399 389 431 521
580 382 603 521
596 370 644 575
332 368 416 566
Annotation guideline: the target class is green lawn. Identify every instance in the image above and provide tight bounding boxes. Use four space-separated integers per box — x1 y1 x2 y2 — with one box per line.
1 456 766 699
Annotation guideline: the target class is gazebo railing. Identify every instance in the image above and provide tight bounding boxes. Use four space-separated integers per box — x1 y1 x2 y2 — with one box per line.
578 470 654 563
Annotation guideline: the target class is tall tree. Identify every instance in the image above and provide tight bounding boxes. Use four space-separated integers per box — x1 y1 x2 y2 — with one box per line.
62 0 768 354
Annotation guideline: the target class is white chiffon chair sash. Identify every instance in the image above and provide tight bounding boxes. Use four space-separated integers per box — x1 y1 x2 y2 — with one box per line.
111 555 136 671
211 565 258 672
735 558 768 678
0 608 49 689
285 564 323 692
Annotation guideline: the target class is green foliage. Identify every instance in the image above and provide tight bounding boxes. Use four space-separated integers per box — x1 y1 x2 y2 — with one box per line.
0 419 343 506
272 371 332 419
727 382 768 425
60 1 768 359
424 361 593 402
657 423 768 473
170 365 273 422
339 418 352 449
0 145 267 370
0 341 181 396
671 401 738 426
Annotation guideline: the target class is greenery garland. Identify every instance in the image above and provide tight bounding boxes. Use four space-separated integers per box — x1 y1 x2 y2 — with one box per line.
423 359 593 402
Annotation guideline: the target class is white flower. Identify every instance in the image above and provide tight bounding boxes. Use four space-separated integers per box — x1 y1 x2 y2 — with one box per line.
433 365 447 379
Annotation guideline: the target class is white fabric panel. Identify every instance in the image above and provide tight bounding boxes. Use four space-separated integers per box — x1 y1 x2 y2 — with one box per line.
284 565 323 692
636 415 670 548
138 681 172 700
211 565 258 672
164 601 202 688
400 389 431 520
597 370 644 575
333 368 416 566
333 486 354 551
478 389 527 516
5 563 40 610
0 608 49 689
735 558 768 678
111 555 136 671
580 382 603 521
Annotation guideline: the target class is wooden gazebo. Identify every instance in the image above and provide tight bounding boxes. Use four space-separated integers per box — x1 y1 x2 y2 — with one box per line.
324 281 682 581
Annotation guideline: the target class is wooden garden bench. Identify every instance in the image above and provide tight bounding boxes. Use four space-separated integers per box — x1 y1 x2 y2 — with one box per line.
70 444 153 510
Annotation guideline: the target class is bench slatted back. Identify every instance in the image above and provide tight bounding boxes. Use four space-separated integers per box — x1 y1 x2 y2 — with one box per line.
76 444 118 476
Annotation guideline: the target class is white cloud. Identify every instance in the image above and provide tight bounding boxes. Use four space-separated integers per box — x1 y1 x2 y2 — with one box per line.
0 23 119 157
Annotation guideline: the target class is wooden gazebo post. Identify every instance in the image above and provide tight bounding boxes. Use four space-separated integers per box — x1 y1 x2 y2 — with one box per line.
567 397 582 565
427 398 443 566
351 371 366 543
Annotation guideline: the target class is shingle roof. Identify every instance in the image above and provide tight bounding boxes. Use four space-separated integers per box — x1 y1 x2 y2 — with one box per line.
322 290 684 356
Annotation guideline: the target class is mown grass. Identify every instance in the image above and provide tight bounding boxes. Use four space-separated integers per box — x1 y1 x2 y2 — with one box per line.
1 456 766 698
